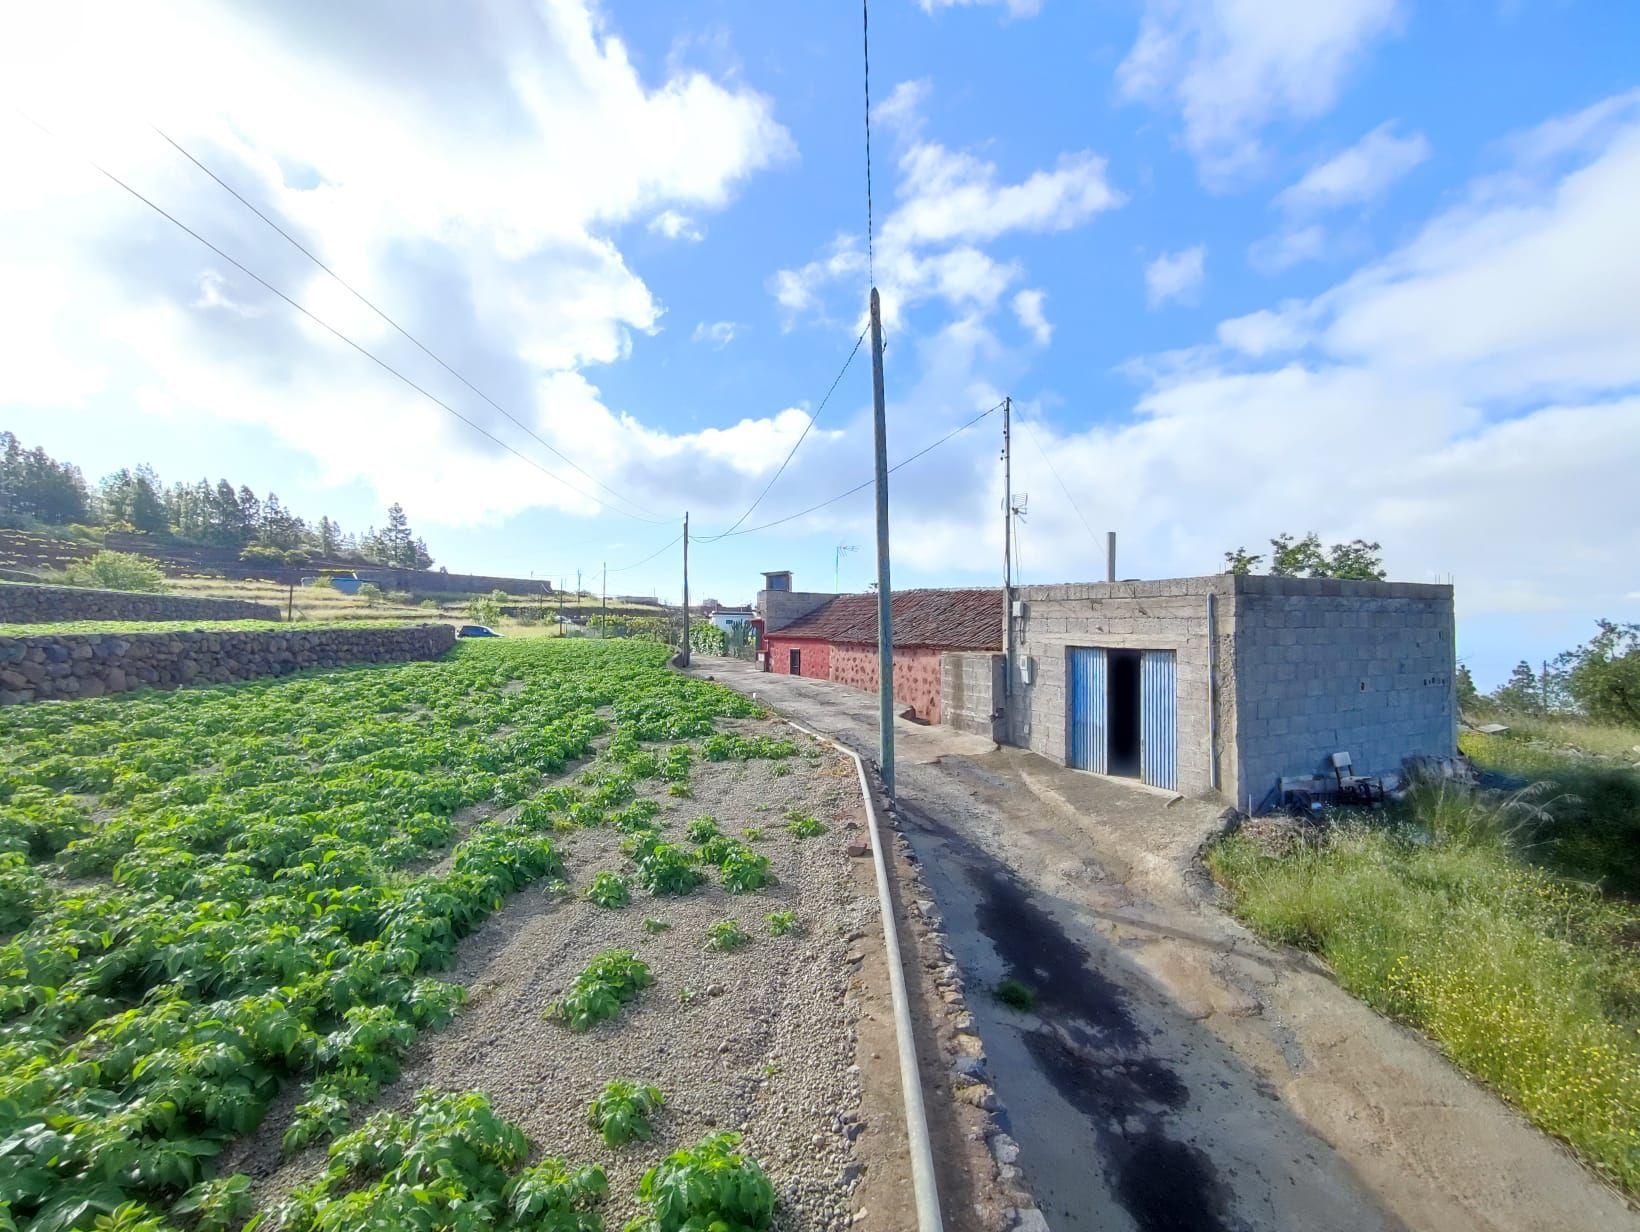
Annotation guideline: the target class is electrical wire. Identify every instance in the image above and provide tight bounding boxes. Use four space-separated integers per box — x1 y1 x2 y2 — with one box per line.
1019 417 1102 551
694 326 867 542
151 125 668 525
605 532 683 574
708 397 1007 540
23 115 672 530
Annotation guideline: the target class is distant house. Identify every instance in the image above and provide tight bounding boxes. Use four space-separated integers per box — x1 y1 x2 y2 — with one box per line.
758 579 1001 724
709 608 755 633
756 569 1456 810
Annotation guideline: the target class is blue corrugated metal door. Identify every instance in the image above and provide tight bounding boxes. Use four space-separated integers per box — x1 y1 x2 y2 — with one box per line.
1140 650 1178 791
1067 647 1107 773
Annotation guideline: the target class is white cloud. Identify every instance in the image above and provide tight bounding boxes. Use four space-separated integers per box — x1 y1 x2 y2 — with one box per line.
1279 122 1430 212
1012 289 1052 345
775 82 1119 330
648 209 703 241
916 0 1043 17
1119 0 1405 184
1216 306 1308 357
0 0 805 527
1145 245 1206 307
874 79 931 137
1247 222 1327 273
691 320 736 348
782 90 1640 665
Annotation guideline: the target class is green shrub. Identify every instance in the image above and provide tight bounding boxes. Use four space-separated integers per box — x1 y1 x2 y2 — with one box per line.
587 1079 665 1147
766 910 799 937
705 919 749 952
785 809 824 839
629 1132 775 1232
685 816 721 844
550 949 654 1032
584 870 631 909
60 550 166 593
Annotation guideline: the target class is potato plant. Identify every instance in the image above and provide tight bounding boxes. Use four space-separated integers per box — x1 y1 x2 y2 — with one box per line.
628 1131 776 1232
785 808 826 839
705 919 750 953
587 1078 665 1147
0 640 758 1227
584 870 632 909
551 949 654 1031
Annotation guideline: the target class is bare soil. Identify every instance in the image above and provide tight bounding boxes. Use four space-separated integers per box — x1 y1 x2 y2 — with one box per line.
229 719 914 1230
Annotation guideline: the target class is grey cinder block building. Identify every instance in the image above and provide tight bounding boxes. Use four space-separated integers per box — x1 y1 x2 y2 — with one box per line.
942 573 1456 811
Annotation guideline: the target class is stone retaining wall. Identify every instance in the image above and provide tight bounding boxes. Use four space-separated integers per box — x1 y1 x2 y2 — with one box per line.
0 623 455 705
0 582 279 624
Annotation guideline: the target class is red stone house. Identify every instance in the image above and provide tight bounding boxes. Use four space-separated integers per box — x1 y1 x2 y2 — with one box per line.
762 587 1001 724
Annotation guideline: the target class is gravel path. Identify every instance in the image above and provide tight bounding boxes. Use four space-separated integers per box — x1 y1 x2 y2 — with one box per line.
243 718 888 1230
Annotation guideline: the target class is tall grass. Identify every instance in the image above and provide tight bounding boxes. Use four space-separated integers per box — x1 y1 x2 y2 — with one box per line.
1209 788 1640 1194
1462 729 1640 896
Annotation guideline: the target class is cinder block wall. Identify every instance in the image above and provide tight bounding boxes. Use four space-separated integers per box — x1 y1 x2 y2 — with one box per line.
942 652 1004 740
756 589 835 632
1009 577 1234 797
1232 576 1455 810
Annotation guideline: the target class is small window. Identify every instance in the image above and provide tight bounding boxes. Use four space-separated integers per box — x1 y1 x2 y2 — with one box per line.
789 648 801 674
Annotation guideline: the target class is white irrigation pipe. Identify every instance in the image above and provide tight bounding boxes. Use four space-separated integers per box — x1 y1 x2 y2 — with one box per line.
783 717 945 1232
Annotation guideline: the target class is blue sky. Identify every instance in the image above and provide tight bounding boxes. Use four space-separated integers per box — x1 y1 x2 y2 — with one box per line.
2 0 1637 687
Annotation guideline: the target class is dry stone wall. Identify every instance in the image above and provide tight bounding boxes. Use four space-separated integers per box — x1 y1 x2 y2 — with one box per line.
0 623 455 705
0 582 278 624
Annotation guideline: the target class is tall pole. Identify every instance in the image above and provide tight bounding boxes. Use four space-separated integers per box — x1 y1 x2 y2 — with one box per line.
1002 396 1013 697
601 564 607 636
869 287 896 796
1106 531 1117 583
680 512 691 667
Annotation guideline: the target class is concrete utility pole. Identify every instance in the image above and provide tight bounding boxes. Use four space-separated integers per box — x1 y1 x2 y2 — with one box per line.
1106 531 1117 583
680 512 691 667
601 564 607 635
869 287 896 796
1002 396 1013 696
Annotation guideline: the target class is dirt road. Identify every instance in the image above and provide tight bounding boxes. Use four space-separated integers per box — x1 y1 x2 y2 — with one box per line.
691 657 1638 1232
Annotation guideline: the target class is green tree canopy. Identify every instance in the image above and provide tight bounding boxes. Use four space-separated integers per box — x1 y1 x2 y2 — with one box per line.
1224 532 1386 580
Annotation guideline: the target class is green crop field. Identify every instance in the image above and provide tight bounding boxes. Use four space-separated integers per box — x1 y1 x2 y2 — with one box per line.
0 640 783 1231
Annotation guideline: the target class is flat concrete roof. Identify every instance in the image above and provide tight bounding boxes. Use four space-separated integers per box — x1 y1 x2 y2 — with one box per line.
1016 574 1452 602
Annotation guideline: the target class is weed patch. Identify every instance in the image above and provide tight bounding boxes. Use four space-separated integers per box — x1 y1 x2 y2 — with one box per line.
1208 812 1640 1194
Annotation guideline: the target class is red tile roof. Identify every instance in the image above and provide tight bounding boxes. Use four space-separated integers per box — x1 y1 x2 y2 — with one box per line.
771 587 1002 650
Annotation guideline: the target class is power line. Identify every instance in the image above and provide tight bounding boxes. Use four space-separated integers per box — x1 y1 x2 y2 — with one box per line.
606 532 683 574
695 326 867 542
25 115 670 532
151 126 667 525
1019 417 1102 551
709 397 1007 540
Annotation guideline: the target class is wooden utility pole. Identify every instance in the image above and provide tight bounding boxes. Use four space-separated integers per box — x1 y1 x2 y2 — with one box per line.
1002 396 1013 696
680 512 691 667
869 287 896 796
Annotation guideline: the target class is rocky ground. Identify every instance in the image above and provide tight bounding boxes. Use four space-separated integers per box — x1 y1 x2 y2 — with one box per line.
236 716 911 1230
